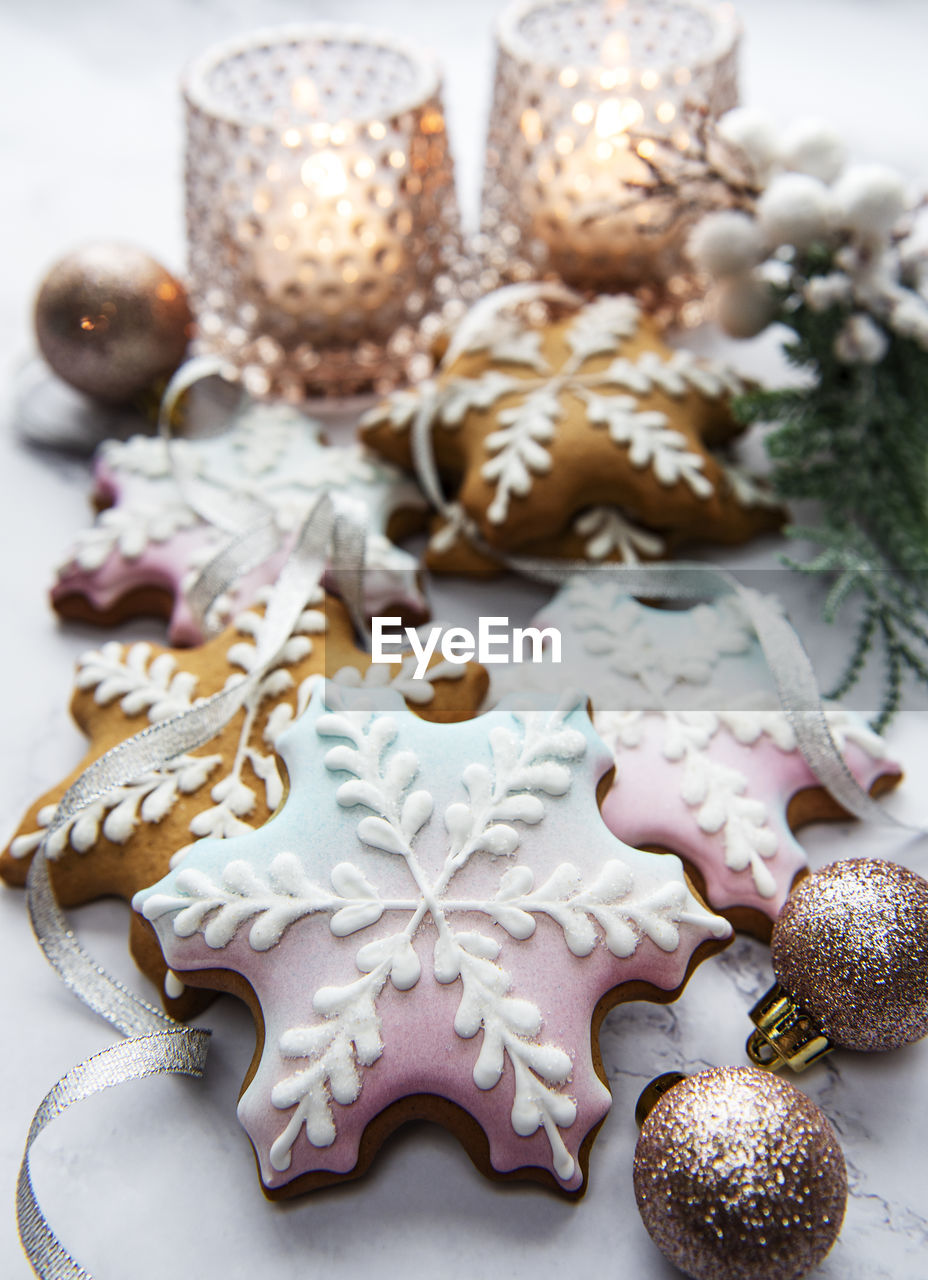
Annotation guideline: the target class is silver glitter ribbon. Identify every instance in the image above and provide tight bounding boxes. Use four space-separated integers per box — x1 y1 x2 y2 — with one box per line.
155 358 370 643
17 489 368 1278
17 1028 210 1280
156 354 269 535
409 282 897 827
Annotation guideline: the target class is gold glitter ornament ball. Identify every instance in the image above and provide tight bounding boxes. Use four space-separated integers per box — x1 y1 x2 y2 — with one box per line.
34 244 192 404
772 858 928 1052
634 1067 847 1280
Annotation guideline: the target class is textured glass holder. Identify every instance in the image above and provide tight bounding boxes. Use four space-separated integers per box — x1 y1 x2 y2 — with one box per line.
184 25 462 397
481 0 740 316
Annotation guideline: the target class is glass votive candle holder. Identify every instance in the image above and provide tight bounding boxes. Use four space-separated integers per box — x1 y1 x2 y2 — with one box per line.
184 25 463 398
480 0 740 317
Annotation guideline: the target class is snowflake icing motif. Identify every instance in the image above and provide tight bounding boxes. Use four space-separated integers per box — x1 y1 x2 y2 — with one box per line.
2 592 485 1013
364 294 742 527
490 577 900 918
361 293 782 567
8 594 475 867
135 684 729 1193
53 402 428 644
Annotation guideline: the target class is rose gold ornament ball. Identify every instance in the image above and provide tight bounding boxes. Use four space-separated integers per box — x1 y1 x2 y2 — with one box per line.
634 1067 847 1280
772 858 928 1052
34 243 192 404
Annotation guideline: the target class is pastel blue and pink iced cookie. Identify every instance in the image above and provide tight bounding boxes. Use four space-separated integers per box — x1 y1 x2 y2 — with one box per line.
53 401 429 644
135 683 730 1195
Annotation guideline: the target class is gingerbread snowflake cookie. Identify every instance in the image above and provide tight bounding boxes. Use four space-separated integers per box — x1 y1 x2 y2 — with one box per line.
1 592 487 1018
134 683 730 1195
52 400 429 644
361 292 782 569
491 577 901 931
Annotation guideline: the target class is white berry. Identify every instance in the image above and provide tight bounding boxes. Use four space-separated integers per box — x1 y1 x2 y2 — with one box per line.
891 293 928 345
713 274 778 339
780 118 847 183
757 173 833 250
715 107 780 184
687 211 766 278
832 164 908 237
804 273 853 312
834 313 889 364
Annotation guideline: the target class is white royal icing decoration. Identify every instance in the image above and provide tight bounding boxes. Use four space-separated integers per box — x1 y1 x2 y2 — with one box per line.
137 687 727 1182
60 403 426 617
572 507 666 562
362 295 744 527
10 591 461 865
492 578 891 898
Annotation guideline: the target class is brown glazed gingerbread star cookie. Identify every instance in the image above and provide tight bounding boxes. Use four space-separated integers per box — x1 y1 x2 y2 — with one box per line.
361 291 782 567
1 590 487 1018
422 459 781 576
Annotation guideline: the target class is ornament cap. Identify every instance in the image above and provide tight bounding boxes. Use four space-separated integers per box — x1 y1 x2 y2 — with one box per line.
747 981 832 1072
634 1072 687 1127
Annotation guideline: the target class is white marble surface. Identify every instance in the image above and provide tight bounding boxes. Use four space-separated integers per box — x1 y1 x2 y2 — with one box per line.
2 2 928 1278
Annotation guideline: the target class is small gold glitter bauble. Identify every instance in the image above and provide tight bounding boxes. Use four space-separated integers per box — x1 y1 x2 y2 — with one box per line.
634 1067 847 1280
772 858 928 1052
34 244 192 404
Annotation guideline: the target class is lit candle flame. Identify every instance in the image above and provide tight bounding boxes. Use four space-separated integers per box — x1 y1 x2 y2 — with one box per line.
300 151 348 199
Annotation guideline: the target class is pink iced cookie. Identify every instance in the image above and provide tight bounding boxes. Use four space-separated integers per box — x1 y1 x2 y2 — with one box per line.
522 578 902 926
595 706 895 925
52 401 428 644
134 683 729 1196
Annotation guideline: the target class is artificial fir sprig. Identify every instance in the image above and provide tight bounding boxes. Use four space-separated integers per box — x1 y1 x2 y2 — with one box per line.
689 110 928 728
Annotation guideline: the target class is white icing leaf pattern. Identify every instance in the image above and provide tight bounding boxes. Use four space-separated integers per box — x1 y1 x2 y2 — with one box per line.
258 698 591 1178
12 594 325 862
580 390 713 497
68 503 200 571
136 688 730 1191
481 388 562 524
368 296 741 533
141 853 398 952
660 712 780 897
483 860 706 956
719 461 782 511
439 371 523 427
510 584 894 910
565 295 641 363
573 507 666 563
427 503 481 556
59 406 426 627
331 656 465 705
75 642 198 722
11 755 223 861
597 700 890 900
270 971 385 1166
461 316 550 371
359 388 424 434
565 579 752 697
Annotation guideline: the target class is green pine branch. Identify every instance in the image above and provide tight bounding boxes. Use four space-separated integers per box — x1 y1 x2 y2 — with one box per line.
735 296 928 730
